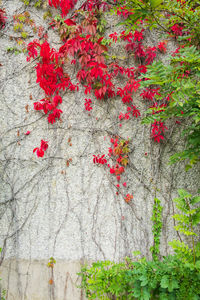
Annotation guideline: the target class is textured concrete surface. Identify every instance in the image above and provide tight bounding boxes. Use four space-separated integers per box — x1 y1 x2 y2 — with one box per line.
1 259 86 300
0 0 199 299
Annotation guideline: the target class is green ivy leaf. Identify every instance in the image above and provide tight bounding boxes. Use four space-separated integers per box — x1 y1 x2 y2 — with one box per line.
161 275 169 289
150 0 162 8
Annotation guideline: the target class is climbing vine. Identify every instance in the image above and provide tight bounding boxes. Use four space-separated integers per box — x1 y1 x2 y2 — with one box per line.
78 191 200 299
0 0 200 298
2 0 198 239
23 0 184 202
0 8 6 29
150 197 163 260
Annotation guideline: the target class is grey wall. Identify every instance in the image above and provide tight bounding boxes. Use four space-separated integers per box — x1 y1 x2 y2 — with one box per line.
0 0 199 299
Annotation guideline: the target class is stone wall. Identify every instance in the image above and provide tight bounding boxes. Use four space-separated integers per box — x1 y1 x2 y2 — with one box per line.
0 0 199 299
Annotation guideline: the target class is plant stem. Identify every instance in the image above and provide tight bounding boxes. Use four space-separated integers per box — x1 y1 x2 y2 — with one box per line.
191 223 196 264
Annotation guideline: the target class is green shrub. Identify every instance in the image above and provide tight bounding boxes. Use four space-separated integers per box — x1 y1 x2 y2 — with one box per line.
78 189 200 299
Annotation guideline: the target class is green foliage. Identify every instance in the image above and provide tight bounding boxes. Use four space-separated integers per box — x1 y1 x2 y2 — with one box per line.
7 47 22 55
140 46 200 168
47 257 56 268
114 0 161 30
14 23 23 32
97 15 107 34
21 0 43 8
150 198 163 260
43 10 52 20
79 260 129 299
114 0 200 168
79 256 200 300
116 0 200 42
169 189 200 264
21 31 28 39
78 190 200 299
101 38 112 46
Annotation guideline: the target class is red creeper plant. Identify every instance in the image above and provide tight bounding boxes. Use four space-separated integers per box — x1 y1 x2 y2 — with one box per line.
92 137 132 203
33 140 48 157
0 8 6 29
27 40 78 124
48 0 77 17
93 154 107 164
26 0 182 166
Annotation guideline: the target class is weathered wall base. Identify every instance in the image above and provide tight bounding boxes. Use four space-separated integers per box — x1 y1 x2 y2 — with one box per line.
0 259 86 300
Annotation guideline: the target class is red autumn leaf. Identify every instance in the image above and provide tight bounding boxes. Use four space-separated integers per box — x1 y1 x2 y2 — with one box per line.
0 9 7 29
157 41 167 53
25 131 31 135
40 140 48 151
110 168 115 174
64 19 76 26
33 148 44 157
124 194 133 203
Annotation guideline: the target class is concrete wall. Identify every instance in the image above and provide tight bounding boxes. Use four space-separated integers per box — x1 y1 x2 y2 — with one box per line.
0 0 199 299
